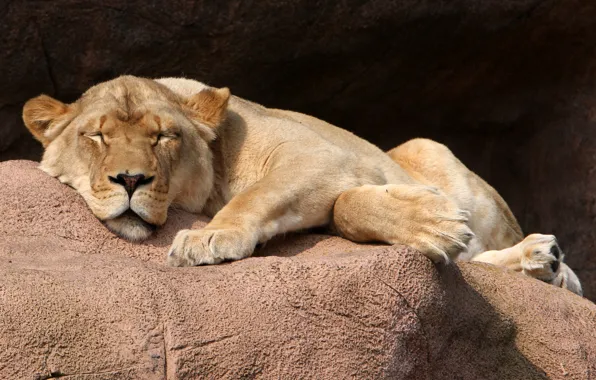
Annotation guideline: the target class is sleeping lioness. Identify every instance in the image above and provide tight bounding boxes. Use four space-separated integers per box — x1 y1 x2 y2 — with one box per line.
22 75 582 295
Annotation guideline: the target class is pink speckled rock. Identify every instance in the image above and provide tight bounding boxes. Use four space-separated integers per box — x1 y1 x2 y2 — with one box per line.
0 160 595 379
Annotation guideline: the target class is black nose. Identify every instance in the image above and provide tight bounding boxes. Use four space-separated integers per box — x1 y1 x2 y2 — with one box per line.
109 173 154 197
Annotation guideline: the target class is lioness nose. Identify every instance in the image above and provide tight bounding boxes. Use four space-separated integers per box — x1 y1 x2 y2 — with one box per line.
109 173 154 197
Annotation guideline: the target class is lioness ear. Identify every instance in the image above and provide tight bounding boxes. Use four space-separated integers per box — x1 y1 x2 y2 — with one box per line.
22 95 72 147
185 87 230 128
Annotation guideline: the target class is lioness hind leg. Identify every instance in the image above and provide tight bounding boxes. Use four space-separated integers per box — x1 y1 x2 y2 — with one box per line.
472 234 583 296
387 138 524 255
332 184 474 264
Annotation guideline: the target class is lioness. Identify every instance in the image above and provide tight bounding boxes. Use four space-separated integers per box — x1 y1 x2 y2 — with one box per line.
22 75 582 295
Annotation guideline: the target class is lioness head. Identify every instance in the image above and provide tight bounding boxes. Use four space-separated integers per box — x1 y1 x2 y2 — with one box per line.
22 76 230 241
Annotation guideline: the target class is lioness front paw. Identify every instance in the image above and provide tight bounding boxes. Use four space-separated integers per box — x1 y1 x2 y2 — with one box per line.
333 184 473 264
407 208 474 264
167 228 257 267
519 233 562 281
385 185 474 264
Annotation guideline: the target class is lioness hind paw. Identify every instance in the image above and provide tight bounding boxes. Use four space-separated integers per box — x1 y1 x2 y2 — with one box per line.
520 234 562 281
551 263 583 296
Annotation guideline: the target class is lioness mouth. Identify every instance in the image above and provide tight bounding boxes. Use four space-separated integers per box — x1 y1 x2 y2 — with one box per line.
104 209 157 241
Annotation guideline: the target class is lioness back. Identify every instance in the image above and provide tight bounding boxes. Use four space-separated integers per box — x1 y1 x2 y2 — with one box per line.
157 77 413 189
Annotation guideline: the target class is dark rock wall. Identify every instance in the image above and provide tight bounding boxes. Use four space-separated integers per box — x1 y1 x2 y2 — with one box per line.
1 0 595 299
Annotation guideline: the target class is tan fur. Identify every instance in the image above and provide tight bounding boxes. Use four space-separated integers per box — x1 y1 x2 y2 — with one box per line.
22 95 73 147
22 76 582 295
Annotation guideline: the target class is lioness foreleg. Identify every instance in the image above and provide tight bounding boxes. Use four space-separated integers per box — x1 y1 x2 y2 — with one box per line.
472 234 583 296
332 184 474 264
167 172 335 267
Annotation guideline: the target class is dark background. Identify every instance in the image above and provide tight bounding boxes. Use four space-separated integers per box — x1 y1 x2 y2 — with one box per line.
2 0 596 300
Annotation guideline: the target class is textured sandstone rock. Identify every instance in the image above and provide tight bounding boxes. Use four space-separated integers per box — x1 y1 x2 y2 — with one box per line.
1 160 595 379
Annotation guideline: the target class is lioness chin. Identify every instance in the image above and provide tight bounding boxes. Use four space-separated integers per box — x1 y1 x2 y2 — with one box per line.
22 75 582 296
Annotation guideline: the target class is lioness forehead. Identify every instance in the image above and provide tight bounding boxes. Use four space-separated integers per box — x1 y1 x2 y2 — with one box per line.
77 76 186 130
98 112 165 135
80 75 182 112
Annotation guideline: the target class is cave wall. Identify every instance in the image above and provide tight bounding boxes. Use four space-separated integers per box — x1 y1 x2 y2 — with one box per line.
1 0 596 299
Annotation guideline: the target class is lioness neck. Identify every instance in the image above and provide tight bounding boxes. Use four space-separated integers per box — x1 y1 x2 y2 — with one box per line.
201 135 229 217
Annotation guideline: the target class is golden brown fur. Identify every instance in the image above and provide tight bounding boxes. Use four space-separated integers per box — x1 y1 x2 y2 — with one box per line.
22 75 582 296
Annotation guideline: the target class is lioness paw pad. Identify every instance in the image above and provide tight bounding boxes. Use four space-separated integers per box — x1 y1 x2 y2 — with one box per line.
520 234 562 281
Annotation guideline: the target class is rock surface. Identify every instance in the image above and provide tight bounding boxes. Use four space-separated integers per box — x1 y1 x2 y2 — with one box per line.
1 160 595 379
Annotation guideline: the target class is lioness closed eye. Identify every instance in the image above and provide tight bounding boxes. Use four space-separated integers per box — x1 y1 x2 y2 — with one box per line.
22 75 582 296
